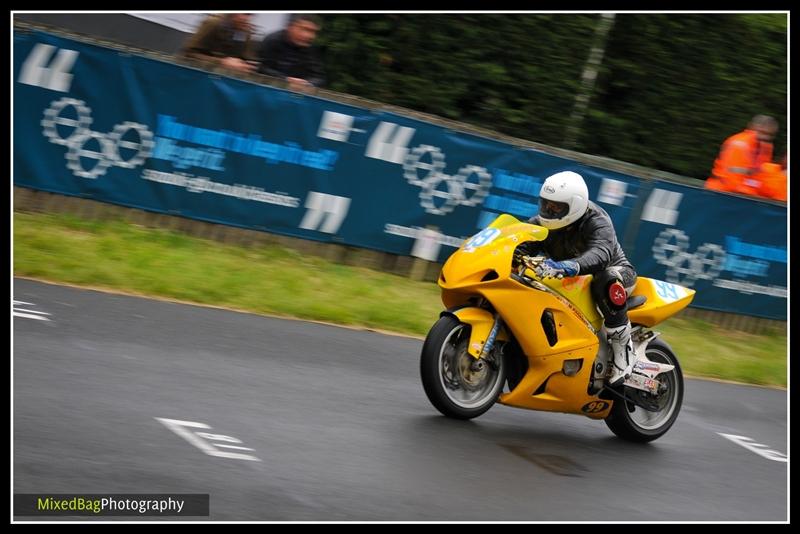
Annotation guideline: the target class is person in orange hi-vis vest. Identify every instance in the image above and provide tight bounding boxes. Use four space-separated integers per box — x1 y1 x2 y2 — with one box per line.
755 153 787 202
705 115 778 197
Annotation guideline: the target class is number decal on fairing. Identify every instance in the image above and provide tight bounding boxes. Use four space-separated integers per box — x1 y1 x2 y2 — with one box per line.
464 228 501 251
581 401 610 413
654 280 682 301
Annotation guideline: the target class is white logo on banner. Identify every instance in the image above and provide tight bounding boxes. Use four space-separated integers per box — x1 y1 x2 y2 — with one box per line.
299 191 351 234
364 121 492 216
652 228 726 286
410 227 443 261
641 188 683 225
597 178 629 206
41 97 154 179
403 145 492 216
19 44 79 92
317 111 355 142
365 121 416 164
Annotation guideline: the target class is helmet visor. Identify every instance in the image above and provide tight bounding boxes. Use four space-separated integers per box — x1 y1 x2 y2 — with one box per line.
539 198 570 220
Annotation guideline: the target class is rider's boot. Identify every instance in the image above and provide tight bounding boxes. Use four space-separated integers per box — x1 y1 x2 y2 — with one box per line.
605 321 634 387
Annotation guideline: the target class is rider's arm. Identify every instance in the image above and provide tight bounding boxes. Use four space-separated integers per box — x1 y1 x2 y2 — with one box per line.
521 215 546 257
571 216 615 275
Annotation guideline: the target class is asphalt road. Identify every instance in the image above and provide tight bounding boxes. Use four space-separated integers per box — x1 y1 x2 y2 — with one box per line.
13 278 788 521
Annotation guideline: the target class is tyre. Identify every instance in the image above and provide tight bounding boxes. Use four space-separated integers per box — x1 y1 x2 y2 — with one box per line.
604 337 684 443
420 315 506 420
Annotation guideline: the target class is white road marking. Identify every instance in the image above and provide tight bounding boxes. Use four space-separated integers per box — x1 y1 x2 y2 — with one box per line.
718 433 787 463
13 300 52 321
13 312 51 321
14 308 50 315
214 444 257 451
155 417 261 462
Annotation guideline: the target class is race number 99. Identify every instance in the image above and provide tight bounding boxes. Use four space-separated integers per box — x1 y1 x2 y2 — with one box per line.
464 228 500 251
581 401 610 413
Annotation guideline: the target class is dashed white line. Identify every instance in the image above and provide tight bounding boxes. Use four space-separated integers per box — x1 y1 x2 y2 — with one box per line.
215 444 257 451
14 308 50 315
718 433 787 463
13 312 51 321
155 417 261 462
13 300 52 321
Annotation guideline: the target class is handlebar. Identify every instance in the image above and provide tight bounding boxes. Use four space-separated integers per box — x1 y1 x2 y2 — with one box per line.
516 255 564 280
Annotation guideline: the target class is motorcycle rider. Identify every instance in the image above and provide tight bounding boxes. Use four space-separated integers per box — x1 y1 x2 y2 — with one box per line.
526 171 637 387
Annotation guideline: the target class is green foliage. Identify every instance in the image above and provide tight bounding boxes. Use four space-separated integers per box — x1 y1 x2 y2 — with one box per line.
584 14 787 178
316 13 787 181
317 14 598 144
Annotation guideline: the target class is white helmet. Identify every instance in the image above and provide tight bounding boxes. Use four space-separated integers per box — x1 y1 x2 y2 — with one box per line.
537 171 589 230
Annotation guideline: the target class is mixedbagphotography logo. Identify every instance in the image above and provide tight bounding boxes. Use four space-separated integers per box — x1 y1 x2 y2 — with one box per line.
14 494 209 517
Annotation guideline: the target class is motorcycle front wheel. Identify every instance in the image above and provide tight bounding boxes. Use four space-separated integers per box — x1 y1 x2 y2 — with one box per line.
420 315 506 420
604 337 684 443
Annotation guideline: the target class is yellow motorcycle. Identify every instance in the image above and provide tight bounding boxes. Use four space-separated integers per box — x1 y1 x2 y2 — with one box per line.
420 214 695 442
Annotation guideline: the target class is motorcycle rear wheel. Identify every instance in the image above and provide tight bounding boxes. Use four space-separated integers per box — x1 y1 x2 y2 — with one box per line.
420 315 506 420
604 337 684 443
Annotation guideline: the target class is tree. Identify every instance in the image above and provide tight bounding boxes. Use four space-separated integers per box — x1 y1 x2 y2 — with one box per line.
316 13 787 182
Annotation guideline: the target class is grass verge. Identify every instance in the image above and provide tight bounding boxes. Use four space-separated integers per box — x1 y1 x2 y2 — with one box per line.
13 211 787 387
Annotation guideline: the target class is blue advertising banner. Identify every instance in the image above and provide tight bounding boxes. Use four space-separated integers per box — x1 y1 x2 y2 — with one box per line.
13 29 788 319
627 182 787 320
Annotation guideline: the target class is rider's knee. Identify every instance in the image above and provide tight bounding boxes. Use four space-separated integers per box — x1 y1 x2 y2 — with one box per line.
591 269 628 317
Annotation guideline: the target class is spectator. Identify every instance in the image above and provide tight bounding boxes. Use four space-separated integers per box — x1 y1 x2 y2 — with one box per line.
257 14 326 92
705 115 778 197
180 13 258 74
756 156 787 202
